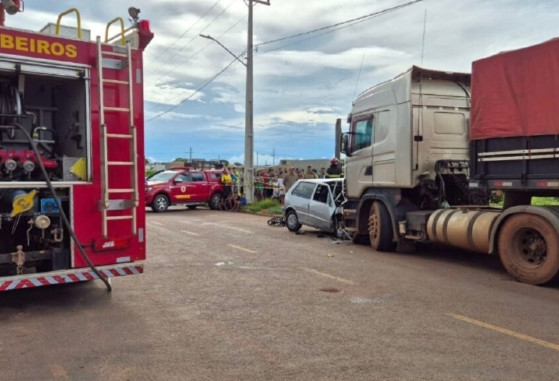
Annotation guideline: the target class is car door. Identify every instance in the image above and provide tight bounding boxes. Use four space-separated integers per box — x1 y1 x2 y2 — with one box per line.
185 172 206 202
289 181 316 225
307 183 334 231
169 173 191 203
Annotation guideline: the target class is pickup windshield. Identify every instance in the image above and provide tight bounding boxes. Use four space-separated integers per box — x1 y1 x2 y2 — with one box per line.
148 170 180 182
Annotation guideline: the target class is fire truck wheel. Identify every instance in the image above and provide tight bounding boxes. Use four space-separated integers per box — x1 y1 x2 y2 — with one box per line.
368 201 393 252
209 193 222 210
498 213 559 285
151 194 170 213
286 210 302 232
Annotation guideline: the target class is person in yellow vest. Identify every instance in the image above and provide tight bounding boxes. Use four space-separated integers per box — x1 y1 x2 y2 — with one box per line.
221 168 233 198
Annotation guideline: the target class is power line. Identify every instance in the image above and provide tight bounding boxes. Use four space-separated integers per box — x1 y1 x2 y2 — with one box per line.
146 53 244 123
254 0 422 49
165 0 223 52
162 0 238 68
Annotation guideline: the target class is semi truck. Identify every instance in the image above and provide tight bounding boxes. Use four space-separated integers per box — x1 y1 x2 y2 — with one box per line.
341 37 559 285
0 2 153 291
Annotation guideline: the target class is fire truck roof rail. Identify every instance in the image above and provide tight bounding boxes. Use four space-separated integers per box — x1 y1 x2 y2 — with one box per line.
56 8 82 40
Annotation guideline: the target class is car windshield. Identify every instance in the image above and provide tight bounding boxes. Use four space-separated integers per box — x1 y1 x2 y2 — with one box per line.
147 170 179 182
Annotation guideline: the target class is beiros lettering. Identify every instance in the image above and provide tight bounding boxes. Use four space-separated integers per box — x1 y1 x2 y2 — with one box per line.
0 33 78 59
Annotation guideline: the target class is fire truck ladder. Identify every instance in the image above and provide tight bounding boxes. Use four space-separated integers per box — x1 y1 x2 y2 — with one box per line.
97 37 138 238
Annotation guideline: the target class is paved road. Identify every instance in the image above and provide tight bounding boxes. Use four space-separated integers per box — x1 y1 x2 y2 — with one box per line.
1 207 558 380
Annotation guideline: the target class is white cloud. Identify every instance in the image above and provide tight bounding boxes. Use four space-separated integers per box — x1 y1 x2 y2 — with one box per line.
11 0 559 162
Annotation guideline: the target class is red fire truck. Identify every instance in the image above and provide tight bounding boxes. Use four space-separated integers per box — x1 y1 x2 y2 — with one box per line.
0 2 153 291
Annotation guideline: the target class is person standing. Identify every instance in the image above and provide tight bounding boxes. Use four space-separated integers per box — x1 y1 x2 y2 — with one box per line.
283 167 298 193
304 165 317 179
220 168 233 199
326 158 343 177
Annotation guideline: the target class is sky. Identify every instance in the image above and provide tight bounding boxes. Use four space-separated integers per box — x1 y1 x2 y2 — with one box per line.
8 0 559 166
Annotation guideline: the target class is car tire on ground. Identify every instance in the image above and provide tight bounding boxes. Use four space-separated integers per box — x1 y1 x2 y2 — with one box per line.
209 193 222 210
151 194 169 213
286 210 302 232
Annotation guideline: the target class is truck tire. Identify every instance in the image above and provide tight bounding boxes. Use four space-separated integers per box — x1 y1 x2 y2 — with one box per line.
498 213 559 285
151 194 169 213
209 193 222 210
368 201 393 251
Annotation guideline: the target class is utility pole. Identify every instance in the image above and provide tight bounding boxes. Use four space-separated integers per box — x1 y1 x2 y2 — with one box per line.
272 148 275 167
200 0 269 203
245 0 270 203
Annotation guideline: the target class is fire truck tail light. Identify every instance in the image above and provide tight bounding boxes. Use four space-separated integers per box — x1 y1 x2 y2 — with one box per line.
94 237 130 252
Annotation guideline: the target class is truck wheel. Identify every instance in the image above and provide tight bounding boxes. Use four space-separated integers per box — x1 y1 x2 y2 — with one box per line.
368 201 393 251
209 193 222 210
151 194 169 213
498 213 559 285
286 210 302 232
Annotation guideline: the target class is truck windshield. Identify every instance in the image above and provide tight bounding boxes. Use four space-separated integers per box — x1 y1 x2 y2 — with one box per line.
148 171 180 182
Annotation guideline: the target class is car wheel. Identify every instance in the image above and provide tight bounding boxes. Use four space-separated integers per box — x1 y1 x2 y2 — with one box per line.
286 210 302 232
151 194 169 213
334 215 346 239
209 193 222 210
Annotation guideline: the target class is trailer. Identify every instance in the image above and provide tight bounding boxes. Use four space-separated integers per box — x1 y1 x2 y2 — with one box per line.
0 3 153 291
341 39 559 285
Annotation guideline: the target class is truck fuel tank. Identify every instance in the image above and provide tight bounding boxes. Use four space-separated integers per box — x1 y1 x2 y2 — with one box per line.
426 208 500 253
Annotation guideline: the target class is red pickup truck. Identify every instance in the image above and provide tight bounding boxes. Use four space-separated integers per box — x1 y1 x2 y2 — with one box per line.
145 168 225 212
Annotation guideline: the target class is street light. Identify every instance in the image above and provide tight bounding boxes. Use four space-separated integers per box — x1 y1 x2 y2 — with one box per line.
200 0 269 204
200 34 246 67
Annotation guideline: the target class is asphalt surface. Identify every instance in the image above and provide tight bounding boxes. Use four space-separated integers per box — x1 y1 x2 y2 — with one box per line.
1 206 558 381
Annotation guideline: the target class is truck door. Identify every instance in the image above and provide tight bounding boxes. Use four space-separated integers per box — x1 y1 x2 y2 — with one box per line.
170 173 191 203
185 172 206 202
344 115 374 197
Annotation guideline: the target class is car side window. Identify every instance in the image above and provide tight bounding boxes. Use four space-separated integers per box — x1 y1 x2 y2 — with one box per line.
176 174 190 182
191 172 204 182
291 182 315 199
313 184 329 204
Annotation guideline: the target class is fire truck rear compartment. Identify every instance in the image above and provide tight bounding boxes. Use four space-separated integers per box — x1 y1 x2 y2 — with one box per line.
0 66 87 275
0 187 70 275
0 70 88 181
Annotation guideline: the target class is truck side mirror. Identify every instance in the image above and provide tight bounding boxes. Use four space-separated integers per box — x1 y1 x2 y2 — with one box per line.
341 133 352 157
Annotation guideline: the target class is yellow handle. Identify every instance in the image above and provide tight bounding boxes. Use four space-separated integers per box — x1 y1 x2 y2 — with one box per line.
55 8 82 39
10 190 38 217
105 17 126 46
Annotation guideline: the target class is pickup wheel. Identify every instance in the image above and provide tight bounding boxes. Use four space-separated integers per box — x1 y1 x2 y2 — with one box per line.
286 210 302 232
209 193 222 210
151 194 169 213
368 201 394 251
498 213 559 285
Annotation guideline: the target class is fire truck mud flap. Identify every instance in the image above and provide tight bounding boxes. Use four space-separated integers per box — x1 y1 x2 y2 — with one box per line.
0 262 144 291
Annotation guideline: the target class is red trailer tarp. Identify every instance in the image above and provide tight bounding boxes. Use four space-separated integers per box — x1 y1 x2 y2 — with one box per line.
470 38 559 140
